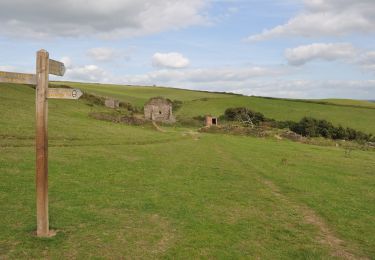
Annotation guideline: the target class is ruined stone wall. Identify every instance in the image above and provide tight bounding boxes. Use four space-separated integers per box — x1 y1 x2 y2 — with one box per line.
144 98 175 123
105 99 120 109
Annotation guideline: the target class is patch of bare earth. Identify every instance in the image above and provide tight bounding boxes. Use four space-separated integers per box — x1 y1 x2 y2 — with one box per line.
152 121 166 133
262 179 368 260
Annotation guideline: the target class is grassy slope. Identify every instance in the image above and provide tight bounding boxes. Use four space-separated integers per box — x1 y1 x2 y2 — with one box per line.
178 96 375 134
54 82 235 107
319 99 375 108
54 82 375 134
1 83 374 258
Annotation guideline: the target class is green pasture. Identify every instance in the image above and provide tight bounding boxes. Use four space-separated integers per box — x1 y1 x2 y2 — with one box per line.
319 99 375 109
53 82 375 134
178 96 375 134
54 82 235 107
1 83 374 258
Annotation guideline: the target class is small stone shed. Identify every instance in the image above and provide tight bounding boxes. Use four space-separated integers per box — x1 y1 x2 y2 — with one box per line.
205 115 218 127
105 98 120 109
144 97 176 123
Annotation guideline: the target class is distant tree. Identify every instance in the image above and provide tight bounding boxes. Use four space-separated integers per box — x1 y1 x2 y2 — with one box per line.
224 107 266 127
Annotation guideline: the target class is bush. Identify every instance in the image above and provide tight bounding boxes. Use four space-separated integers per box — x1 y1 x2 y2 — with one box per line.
224 107 266 125
81 92 105 106
291 117 373 142
272 120 296 129
220 107 375 143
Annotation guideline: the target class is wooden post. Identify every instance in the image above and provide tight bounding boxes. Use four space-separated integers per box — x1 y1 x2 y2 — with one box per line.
35 49 51 237
1 50 78 237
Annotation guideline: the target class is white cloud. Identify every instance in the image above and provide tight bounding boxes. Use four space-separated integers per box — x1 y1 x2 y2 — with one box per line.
227 80 375 99
62 62 280 86
285 43 356 66
284 43 375 74
152 52 190 69
87 48 117 62
0 0 209 39
359 51 375 73
60 57 73 69
65 65 110 82
247 0 375 41
128 66 279 84
59 60 375 99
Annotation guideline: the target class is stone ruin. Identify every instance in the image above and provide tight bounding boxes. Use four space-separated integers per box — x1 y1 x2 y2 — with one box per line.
144 97 176 123
205 115 218 127
105 98 120 109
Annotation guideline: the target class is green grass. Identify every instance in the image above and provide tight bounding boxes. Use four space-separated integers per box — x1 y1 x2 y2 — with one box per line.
53 81 235 107
318 98 375 108
178 96 375 134
1 83 374 258
53 82 375 134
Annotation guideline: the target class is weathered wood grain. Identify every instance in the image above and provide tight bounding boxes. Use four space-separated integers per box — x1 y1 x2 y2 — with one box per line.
49 59 65 76
0 71 36 84
48 88 83 99
35 49 50 237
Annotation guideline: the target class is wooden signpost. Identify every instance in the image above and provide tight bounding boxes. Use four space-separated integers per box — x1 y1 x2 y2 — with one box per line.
49 59 66 76
0 49 82 237
48 88 83 99
0 71 36 84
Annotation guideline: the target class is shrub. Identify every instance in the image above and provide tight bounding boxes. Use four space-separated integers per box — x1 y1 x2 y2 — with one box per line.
224 107 266 125
290 117 373 142
220 107 374 143
81 92 105 106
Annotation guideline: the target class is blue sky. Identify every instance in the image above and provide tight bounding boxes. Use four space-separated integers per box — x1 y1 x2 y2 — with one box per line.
0 0 374 99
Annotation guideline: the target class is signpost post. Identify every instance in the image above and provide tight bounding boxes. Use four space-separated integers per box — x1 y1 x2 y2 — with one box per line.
0 49 82 237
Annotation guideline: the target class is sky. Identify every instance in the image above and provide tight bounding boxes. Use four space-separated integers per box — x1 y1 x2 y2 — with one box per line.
0 0 374 99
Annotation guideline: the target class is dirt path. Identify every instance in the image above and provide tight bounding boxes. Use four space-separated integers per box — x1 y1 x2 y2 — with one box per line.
152 121 166 132
261 179 366 260
212 142 367 259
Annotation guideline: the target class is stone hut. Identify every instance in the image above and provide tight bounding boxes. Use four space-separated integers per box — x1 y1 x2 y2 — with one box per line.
105 98 120 109
205 115 218 127
144 97 175 123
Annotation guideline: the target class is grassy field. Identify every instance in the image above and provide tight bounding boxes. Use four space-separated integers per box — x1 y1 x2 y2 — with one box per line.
1 83 374 258
178 96 375 134
319 99 375 109
54 82 375 134
54 81 236 108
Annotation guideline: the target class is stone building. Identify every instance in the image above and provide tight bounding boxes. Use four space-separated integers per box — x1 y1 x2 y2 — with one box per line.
144 97 175 123
105 98 120 109
205 115 218 127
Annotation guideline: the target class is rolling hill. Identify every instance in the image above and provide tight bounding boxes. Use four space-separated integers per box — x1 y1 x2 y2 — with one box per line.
54 82 375 134
1 82 374 259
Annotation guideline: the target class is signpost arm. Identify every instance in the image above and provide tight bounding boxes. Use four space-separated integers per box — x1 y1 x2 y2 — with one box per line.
35 49 50 237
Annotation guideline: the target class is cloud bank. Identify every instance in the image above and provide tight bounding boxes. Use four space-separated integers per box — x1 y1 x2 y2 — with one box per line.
285 43 356 66
0 0 209 39
247 0 375 41
152 52 190 69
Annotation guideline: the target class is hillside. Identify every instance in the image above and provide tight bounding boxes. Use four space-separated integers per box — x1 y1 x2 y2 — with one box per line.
1 83 374 259
55 82 237 107
318 99 375 109
54 82 375 134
